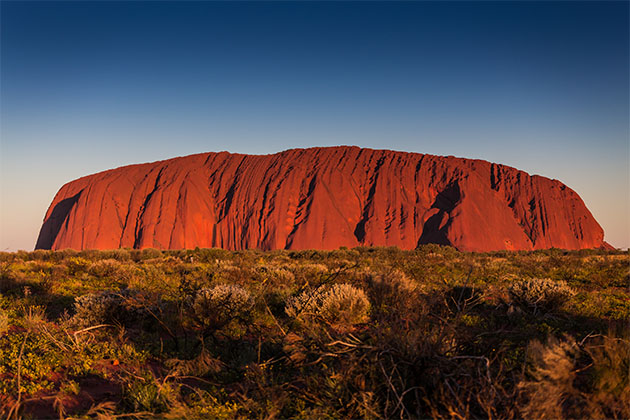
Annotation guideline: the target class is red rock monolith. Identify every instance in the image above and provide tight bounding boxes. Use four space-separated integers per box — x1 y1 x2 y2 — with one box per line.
36 146 606 252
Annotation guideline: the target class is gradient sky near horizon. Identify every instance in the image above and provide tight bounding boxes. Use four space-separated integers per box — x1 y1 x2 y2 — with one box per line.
1 1 628 251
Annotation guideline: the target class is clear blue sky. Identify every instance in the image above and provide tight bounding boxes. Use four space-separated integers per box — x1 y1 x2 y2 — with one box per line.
1 1 628 250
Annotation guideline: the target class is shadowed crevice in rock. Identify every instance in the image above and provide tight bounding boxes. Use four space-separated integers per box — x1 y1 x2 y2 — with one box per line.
417 183 461 247
133 168 164 248
286 175 318 248
35 192 82 250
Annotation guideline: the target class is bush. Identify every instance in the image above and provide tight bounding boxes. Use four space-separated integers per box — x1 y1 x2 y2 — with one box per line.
286 283 370 332
582 332 630 418
518 332 630 419
256 265 295 286
88 259 121 278
72 289 154 327
65 257 91 276
518 335 578 418
508 278 574 314
368 269 419 312
189 284 254 333
0 331 62 396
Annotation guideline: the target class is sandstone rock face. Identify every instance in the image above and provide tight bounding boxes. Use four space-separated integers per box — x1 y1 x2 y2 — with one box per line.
36 147 606 252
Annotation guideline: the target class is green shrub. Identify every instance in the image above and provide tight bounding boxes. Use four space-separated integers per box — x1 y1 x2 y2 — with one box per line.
583 333 630 417
0 331 62 395
257 265 295 286
139 248 163 260
65 256 91 276
0 263 23 294
87 258 121 278
368 269 420 313
123 374 170 412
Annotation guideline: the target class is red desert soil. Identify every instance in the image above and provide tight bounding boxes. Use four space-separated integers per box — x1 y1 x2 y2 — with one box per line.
36 146 606 252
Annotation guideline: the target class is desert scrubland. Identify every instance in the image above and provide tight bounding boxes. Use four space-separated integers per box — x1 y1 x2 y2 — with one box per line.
0 246 628 419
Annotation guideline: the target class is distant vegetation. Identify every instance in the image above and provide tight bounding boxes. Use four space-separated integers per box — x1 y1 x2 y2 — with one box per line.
0 246 628 419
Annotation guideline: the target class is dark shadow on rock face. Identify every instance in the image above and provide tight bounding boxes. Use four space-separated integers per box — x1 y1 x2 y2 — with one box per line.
417 183 461 247
35 192 81 250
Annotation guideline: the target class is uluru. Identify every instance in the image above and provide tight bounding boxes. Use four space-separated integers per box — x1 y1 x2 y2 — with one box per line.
36 146 606 252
